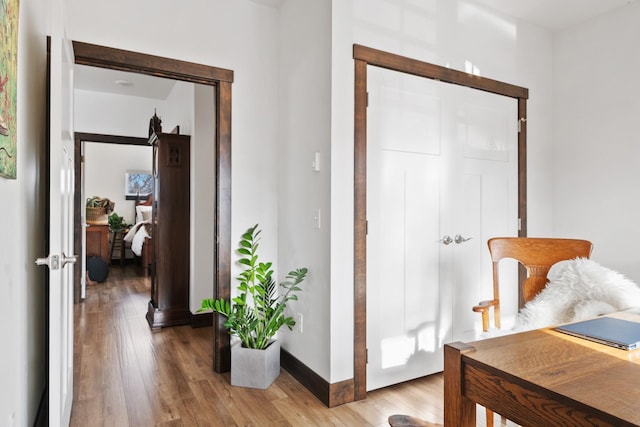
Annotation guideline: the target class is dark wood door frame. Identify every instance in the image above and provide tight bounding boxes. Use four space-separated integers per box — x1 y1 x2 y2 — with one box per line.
71 41 233 373
73 132 148 304
352 44 529 400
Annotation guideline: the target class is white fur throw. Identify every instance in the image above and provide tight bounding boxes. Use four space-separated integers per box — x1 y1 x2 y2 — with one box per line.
512 258 640 332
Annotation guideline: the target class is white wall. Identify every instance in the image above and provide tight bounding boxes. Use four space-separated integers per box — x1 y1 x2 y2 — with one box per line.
163 81 194 135
0 0 48 425
191 84 216 311
84 142 152 225
553 2 640 281
329 0 555 382
74 89 163 137
66 0 281 275
277 0 333 380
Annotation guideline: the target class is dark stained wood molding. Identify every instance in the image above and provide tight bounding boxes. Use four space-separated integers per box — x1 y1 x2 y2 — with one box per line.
75 132 148 145
69 42 233 375
214 80 233 373
352 44 528 401
517 99 528 238
190 311 213 328
73 41 234 85
329 379 356 408
353 44 529 100
280 348 355 408
353 58 368 402
517 99 528 302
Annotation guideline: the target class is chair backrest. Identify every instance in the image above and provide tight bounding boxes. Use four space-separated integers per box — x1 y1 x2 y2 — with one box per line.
489 237 593 310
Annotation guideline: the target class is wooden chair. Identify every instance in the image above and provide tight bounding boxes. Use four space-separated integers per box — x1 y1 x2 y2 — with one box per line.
472 237 593 425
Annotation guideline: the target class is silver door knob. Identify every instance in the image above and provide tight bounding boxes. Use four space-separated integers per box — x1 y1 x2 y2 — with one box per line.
35 253 77 270
454 234 472 244
35 255 55 268
61 252 78 268
439 235 453 245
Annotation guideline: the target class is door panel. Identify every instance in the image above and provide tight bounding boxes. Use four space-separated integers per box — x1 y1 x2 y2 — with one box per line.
45 31 75 426
367 68 447 390
366 66 517 390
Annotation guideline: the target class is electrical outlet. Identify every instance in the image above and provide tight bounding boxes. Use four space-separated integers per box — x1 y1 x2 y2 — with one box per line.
297 313 303 333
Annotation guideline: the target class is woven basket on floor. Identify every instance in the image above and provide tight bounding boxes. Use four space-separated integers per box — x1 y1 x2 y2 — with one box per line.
86 206 108 225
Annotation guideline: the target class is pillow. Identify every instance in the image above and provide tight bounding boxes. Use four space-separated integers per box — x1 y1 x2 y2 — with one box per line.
135 205 152 223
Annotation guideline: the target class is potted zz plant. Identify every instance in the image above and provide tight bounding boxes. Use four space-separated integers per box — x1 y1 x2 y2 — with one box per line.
199 224 308 389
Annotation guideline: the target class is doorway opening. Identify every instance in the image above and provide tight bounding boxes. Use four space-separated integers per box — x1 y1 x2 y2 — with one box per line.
75 133 149 297
71 41 234 373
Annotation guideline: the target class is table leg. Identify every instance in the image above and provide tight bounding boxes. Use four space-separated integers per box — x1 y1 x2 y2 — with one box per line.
444 342 477 427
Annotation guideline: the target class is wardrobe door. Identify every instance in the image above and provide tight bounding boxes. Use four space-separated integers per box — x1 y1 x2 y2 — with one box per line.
146 132 191 328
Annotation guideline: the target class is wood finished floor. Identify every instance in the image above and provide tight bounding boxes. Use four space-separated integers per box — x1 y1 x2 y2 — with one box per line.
70 265 447 426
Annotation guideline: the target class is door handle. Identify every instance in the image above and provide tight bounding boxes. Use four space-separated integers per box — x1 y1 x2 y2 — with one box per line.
61 252 78 268
454 234 472 244
35 253 77 270
439 235 453 245
35 255 57 269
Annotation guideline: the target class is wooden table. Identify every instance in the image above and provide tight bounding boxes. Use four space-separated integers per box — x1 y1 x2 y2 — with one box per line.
86 224 110 263
444 312 640 427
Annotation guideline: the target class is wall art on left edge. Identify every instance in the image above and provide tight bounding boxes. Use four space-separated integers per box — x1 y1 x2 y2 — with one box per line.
0 0 19 179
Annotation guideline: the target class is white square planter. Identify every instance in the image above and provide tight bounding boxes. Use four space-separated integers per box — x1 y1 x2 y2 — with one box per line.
230 340 281 389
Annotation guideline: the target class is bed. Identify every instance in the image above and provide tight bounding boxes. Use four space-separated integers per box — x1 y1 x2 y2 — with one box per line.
124 195 153 276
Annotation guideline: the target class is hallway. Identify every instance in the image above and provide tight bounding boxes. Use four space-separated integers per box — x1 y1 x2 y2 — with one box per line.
70 266 445 426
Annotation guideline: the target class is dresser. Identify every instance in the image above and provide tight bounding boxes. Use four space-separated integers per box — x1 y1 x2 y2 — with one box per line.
85 224 110 263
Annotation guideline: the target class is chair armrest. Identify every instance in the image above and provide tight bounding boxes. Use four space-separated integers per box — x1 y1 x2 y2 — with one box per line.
472 299 499 313
472 299 500 332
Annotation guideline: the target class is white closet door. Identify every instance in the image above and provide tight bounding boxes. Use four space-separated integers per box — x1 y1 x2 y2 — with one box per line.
366 67 517 391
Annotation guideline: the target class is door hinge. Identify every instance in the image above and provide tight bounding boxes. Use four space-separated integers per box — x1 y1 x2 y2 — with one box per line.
366 348 369 364
366 92 369 107
518 117 527 133
518 217 522 231
366 220 368 235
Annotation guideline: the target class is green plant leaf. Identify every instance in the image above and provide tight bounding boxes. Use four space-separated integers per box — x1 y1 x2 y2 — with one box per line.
199 224 308 349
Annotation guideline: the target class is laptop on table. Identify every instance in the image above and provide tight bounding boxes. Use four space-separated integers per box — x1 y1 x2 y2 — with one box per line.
555 316 640 350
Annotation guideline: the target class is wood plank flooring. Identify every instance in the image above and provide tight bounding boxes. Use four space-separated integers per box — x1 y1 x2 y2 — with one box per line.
70 265 446 426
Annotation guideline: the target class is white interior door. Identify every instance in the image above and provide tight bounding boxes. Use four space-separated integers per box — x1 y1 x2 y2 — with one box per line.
40 27 76 426
447 84 519 341
366 68 446 390
366 67 517 391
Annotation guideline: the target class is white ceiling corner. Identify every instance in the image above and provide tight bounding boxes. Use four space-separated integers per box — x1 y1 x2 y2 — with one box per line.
477 0 637 31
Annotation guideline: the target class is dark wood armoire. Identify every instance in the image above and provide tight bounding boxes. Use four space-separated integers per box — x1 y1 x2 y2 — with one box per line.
146 124 191 329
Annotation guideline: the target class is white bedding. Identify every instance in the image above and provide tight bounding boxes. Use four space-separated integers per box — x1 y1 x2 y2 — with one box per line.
124 220 150 256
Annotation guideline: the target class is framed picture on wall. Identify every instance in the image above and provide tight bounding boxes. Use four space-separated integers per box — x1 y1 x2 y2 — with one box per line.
125 170 153 200
0 0 20 179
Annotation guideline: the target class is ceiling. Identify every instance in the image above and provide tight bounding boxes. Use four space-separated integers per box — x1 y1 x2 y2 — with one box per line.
478 0 635 31
74 64 177 100
74 0 636 99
